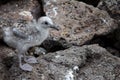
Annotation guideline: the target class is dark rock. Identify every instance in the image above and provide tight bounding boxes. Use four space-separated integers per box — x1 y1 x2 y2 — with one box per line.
98 0 120 21
76 0 100 7
0 28 3 39
0 0 16 5
41 37 71 52
106 47 120 57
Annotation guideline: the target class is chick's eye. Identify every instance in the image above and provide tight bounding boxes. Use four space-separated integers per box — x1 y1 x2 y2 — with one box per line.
44 21 48 25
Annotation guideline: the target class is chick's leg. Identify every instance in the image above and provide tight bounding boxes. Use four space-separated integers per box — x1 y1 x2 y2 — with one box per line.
23 47 47 63
18 53 33 71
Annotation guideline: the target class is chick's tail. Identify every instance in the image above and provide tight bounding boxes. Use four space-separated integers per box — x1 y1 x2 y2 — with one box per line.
2 27 17 48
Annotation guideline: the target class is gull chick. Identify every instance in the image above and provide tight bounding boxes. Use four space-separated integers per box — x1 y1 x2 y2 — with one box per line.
2 16 59 71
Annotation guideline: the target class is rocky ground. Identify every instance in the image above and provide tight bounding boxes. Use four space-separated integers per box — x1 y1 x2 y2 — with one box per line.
0 0 120 80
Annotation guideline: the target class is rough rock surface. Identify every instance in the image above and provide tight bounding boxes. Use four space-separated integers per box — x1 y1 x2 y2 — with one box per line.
1 44 119 80
0 0 40 28
43 0 117 45
0 0 120 80
98 0 120 20
0 42 15 80
97 0 120 53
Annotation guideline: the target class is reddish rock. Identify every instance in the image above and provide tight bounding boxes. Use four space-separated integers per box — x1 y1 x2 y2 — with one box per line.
0 0 40 28
43 0 117 45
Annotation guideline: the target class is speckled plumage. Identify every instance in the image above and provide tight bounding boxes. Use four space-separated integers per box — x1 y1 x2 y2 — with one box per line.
3 16 59 71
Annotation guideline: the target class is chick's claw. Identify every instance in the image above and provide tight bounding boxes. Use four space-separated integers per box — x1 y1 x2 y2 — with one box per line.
24 56 38 64
20 63 33 71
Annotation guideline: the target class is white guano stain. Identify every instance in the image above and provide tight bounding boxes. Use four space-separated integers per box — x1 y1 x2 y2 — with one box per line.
73 66 79 71
55 55 61 58
65 69 74 80
52 7 58 17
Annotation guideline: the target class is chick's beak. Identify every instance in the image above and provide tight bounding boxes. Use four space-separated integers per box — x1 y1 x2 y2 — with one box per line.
50 25 60 31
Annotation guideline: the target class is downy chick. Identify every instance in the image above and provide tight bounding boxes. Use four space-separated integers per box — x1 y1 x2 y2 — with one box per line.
3 16 59 71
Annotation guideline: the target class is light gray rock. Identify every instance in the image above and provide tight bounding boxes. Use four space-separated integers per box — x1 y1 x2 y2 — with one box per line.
1 44 120 80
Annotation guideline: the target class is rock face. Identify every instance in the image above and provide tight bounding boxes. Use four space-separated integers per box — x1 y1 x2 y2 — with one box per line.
43 0 117 45
98 0 120 20
0 0 120 80
1 44 120 80
0 42 15 80
97 0 120 51
0 0 40 28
